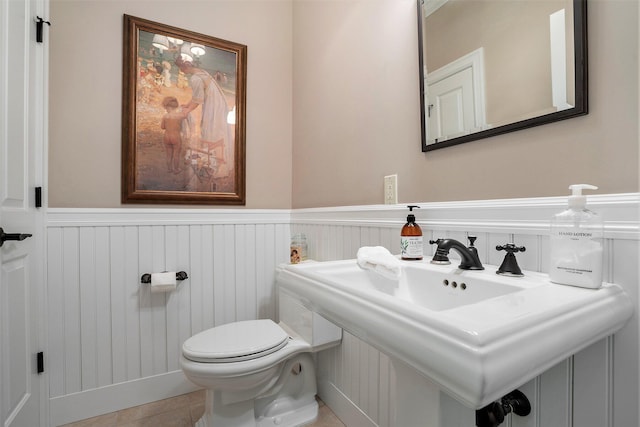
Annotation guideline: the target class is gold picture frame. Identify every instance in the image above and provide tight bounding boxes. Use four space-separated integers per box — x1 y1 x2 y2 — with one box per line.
122 15 247 204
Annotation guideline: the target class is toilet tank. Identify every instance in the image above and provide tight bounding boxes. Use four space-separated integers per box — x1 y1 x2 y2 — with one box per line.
278 287 342 351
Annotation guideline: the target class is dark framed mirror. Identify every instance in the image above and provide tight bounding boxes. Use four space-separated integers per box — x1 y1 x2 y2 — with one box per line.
418 0 587 151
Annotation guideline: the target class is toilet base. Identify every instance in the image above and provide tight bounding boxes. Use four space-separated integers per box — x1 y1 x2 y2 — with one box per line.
193 399 318 427
256 398 318 427
194 352 319 427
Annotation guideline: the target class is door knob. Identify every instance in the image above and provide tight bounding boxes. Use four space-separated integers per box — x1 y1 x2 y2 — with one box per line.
0 228 32 247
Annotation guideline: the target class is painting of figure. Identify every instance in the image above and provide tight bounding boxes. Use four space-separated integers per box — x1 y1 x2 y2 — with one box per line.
122 15 246 204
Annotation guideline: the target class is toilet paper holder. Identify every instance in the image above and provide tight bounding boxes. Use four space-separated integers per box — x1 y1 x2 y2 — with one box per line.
140 271 189 284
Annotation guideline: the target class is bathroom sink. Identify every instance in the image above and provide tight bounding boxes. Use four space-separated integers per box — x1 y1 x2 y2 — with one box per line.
309 261 522 312
276 259 633 409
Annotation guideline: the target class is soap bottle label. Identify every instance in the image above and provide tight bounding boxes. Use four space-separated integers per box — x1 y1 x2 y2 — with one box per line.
401 236 423 259
290 234 308 264
549 232 603 288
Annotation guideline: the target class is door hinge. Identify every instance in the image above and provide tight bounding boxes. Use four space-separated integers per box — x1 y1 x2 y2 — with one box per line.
35 187 42 208
35 17 51 44
37 352 44 374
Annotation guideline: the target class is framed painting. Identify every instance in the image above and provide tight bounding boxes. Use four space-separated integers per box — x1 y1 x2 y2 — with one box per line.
122 15 247 204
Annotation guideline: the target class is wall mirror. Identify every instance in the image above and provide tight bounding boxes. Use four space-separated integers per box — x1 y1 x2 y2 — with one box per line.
418 0 587 151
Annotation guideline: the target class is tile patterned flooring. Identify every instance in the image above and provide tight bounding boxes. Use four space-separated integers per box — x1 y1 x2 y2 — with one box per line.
59 390 346 427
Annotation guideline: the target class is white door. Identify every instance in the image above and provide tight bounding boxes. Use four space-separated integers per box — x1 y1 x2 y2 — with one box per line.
424 48 487 146
1 0 47 425
427 66 475 143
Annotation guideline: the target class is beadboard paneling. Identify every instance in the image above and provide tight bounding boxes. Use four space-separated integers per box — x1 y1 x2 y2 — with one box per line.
45 196 638 427
46 209 290 426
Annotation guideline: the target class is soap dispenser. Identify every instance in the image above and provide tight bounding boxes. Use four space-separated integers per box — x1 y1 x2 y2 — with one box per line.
549 184 603 288
401 205 423 260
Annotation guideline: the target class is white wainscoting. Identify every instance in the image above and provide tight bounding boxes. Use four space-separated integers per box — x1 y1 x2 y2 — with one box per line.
46 209 291 426
292 193 639 427
45 195 638 427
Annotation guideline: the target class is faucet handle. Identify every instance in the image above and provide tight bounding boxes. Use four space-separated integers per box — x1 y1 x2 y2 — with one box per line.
429 239 451 265
496 243 526 253
496 243 526 277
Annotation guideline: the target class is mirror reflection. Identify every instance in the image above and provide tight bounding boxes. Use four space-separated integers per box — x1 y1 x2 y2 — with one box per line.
419 0 587 151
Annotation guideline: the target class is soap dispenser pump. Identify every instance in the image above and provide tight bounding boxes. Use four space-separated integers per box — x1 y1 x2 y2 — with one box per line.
401 205 423 260
549 184 603 288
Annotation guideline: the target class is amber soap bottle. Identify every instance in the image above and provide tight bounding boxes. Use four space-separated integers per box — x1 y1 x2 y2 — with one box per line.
401 205 423 260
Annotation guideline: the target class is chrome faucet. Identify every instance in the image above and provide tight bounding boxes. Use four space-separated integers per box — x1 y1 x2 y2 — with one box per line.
429 236 484 270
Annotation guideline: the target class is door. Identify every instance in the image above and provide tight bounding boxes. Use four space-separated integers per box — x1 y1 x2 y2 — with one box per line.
424 48 487 146
1 0 47 425
427 66 476 143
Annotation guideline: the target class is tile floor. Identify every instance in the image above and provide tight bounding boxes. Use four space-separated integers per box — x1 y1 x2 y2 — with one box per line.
59 390 345 427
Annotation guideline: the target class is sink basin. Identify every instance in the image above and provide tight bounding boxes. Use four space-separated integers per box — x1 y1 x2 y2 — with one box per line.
311 261 522 311
277 258 633 409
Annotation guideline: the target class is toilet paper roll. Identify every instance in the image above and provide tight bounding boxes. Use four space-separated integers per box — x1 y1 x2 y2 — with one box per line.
150 272 177 293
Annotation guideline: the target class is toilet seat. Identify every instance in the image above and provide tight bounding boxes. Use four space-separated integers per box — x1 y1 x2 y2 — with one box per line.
183 319 290 363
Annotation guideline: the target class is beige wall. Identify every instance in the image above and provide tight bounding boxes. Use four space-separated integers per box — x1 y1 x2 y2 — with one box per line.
49 0 293 208
50 0 639 209
292 0 639 208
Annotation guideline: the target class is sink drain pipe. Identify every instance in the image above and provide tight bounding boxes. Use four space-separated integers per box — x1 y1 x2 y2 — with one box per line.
475 389 531 427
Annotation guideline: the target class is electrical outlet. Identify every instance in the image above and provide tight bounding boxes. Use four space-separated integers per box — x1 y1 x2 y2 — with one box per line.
384 174 398 204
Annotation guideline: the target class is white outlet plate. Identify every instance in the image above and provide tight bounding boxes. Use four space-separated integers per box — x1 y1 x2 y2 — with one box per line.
384 174 397 204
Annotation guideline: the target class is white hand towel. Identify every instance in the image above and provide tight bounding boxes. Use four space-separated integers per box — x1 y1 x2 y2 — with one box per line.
150 271 177 293
357 246 402 280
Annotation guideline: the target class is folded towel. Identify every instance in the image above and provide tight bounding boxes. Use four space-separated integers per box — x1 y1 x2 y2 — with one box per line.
357 246 402 280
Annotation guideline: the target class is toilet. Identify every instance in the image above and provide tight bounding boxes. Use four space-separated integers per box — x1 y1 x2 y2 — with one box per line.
180 291 342 427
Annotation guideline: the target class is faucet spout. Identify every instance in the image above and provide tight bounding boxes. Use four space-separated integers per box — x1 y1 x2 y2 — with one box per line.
429 238 484 270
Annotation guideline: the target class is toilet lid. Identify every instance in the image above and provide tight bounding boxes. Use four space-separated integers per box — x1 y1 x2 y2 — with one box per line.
182 319 289 363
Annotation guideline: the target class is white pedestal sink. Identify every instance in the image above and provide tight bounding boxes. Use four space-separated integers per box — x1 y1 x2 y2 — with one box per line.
276 259 633 412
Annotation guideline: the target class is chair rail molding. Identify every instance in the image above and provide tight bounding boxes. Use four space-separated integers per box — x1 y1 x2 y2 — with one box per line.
291 193 639 239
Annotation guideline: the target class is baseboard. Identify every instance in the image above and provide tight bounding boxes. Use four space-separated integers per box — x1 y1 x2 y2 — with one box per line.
53 373 375 427
318 379 378 427
49 370 200 426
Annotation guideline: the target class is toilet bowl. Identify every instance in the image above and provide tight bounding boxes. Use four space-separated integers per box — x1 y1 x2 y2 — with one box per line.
181 317 340 427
